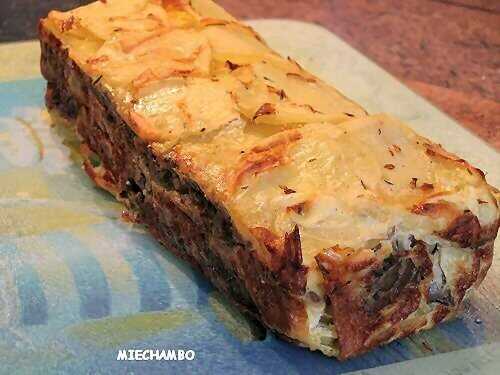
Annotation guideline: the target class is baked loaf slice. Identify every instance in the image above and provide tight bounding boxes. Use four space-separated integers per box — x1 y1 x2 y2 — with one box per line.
39 0 499 359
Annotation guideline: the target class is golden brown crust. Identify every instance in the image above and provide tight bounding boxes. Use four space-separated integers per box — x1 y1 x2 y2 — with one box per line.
411 201 460 220
230 130 302 192
41 21 312 350
439 211 481 248
39 0 499 360
424 142 487 180
474 240 495 286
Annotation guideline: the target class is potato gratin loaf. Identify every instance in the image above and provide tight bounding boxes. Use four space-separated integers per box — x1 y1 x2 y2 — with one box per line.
39 0 499 359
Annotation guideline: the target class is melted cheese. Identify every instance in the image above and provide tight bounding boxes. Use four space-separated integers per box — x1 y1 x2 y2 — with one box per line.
43 0 498 293
42 0 499 351
43 0 365 147
177 115 497 267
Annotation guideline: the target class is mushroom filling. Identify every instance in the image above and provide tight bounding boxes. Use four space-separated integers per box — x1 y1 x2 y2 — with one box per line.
305 228 458 354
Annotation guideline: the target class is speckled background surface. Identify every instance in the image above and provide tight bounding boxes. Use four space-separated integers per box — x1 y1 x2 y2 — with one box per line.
1 0 499 149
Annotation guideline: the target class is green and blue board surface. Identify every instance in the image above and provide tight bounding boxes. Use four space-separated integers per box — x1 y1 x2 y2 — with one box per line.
0 20 499 374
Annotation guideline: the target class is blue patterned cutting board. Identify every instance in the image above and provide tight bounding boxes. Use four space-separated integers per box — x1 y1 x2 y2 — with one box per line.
0 20 499 375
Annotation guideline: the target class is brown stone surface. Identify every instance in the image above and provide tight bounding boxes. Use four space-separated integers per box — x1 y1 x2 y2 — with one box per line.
219 0 500 150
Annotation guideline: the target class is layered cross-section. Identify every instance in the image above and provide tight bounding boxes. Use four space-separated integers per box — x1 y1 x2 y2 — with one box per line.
39 0 499 359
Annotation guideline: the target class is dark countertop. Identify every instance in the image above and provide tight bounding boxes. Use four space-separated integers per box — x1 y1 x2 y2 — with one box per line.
1 0 499 149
